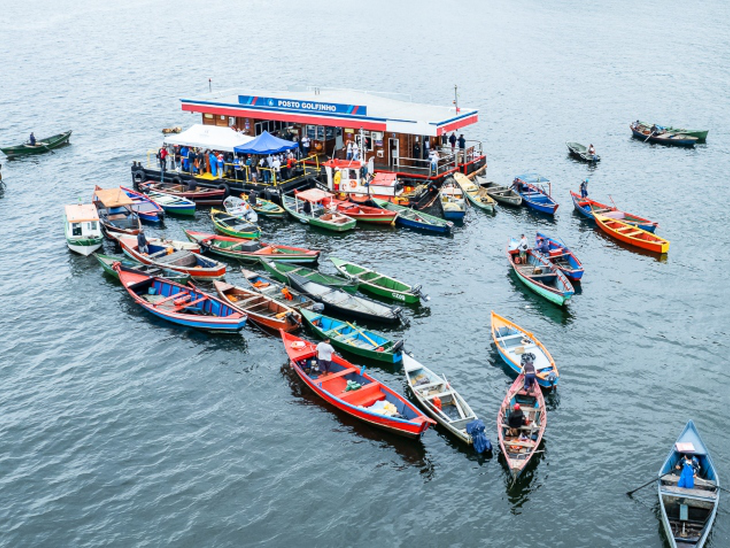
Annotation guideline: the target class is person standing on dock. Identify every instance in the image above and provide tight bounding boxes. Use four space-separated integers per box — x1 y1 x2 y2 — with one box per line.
301 134 310 158
157 146 168 171
449 132 457 153
346 140 353 161
429 149 439 174
458 134 466 162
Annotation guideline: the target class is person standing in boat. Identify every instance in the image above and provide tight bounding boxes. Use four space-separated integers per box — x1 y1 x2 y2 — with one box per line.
522 355 538 391
315 338 335 376
518 234 529 263
137 229 149 255
248 189 258 207
580 178 589 198
29 132 36 146
676 453 699 488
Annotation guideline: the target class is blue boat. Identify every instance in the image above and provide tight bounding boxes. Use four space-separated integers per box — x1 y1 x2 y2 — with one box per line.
371 197 453 235
115 264 247 332
535 232 584 282
120 186 165 223
513 173 559 215
657 420 720 548
570 191 658 233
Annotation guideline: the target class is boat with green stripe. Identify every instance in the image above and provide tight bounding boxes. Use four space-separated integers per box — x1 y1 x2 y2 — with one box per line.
260 259 359 293
210 208 261 239
329 257 428 304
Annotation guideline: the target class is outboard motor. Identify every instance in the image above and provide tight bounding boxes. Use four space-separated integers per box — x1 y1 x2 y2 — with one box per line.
466 419 492 454
392 340 405 353
311 303 325 313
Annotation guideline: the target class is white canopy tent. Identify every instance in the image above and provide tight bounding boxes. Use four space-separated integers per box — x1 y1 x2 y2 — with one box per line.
162 124 254 152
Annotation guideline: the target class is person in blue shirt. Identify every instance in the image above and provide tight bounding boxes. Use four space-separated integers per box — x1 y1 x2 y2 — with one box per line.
676 453 700 488
580 178 589 198
535 237 550 255
29 133 36 146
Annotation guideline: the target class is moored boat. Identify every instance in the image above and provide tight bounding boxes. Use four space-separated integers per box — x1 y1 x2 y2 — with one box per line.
95 253 191 284
120 186 165 223
281 189 357 232
223 195 258 223
638 122 708 143
592 211 669 254
535 232 584 281
570 191 658 232
327 197 399 225
475 175 522 207
244 195 286 217
240 268 315 310
439 179 467 221
512 173 559 215
490 311 559 389
114 264 246 332
507 239 574 306
210 208 261 239
116 235 227 279
143 189 196 216
566 141 600 162
185 230 320 264
213 280 301 332
137 180 226 206
371 197 453 235
453 172 496 211
280 331 435 438
630 122 698 147
64 204 103 256
329 257 428 304
261 259 358 293
1 130 72 158
92 186 142 237
657 420 720 548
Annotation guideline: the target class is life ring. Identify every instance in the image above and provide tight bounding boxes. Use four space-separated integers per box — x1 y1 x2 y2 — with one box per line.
218 183 230 198
133 170 145 184
291 341 305 349
349 180 357 189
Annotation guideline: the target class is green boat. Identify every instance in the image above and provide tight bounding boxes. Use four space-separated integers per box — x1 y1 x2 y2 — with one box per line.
300 308 404 364
1 130 72 158
210 208 261 239
280 189 356 232
329 257 428 304
250 197 286 217
639 121 708 143
95 253 191 285
260 259 359 294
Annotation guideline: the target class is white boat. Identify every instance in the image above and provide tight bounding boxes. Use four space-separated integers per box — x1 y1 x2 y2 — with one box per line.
223 195 258 223
64 204 104 256
403 353 478 445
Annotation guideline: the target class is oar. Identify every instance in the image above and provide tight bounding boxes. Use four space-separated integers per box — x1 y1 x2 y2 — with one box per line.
626 470 675 496
345 320 379 347
608 195 618 208
643 130 655 143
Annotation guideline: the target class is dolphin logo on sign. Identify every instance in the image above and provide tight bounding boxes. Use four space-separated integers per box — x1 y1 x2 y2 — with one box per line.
267 99 275 107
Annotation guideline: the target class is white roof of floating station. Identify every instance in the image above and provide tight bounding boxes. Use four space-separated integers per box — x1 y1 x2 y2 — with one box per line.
180 89 479 137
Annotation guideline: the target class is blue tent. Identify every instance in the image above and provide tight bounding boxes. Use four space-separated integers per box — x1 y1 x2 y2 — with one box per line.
233 131 298 155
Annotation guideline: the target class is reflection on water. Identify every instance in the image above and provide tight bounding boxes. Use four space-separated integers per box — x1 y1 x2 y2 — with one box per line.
506 271 576 325
502 445 547 511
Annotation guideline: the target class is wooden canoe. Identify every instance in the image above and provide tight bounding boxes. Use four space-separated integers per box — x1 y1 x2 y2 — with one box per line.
280 331 435 438
120 186 165 223
371 197 453 235
143 190 196 216
247 196 286 217
95 253 191 285
497 374 547 481
535 232 585 281
210 208 261 239
657 420 720 548
240 268 315 310
1 130 72 158
185 230 320 264
512 174 559 215
439 180 467 221
137 181 226 206
593 211 669 253
566 141 600 162
92 185 142 237
638 122 708 143
570 191 658 232
490 311 559 389
475 175 521 207
223 195 258 223
630 122 698 147
453 172 496 211
328 198 399 225
213 280 301 332
281 191 357 232
329 257 427 304
261 259 358 293
507 240 574 306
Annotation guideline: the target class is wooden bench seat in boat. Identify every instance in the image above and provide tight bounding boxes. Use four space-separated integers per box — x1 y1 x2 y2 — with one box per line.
148 292 187 306
662 474 717 490
503 439 536 448
496 333 524 342
317 367 358 383
170 296 206 312
660 484 719 499
338 382 385 407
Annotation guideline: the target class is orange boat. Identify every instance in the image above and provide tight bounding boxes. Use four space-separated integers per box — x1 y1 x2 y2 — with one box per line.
593 212 669 254
213 281 301 332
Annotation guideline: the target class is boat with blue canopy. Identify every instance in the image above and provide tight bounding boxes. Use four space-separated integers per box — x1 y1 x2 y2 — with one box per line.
512 173 559 215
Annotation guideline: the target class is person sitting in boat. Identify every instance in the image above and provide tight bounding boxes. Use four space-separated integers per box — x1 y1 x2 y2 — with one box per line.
507 403 525 436
534 237 550 255
29 132 36 146
512 178 523 192
315 338 335 376
587 144 597 159
650 124 658 135
248 189 258 206
517 234 529 263
580 178 589 198
137 229 149 255
676 453 699 488
187 178 197 191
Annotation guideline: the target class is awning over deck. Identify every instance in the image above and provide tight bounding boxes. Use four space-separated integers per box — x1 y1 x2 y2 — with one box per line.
234 131 297 155
163 124 254 152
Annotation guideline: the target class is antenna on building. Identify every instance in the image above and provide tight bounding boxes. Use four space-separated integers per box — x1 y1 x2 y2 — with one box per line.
208 78 212 93
453 85 460 114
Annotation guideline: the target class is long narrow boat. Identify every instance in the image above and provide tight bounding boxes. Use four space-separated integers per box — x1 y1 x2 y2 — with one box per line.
260 259 358 293
117 235 227 280
490 311 559 389
64 203 103 256
638 122 708 143
137 181 226 206
497 374 547 481
240 268 315 310
454 172 496 211
213 280 301 333
657 420 720 548
92 186 142 237
403 353 479 446
507 240 574 306
593 211 670 254
223 195 258 223
95 253 191 284
329 257 427 304
535 232 584 282
475 175 521 207
280 331 435 438
566 141 600 162
327 197 399 225
570 191 658 232
210 208 261 239
1 130 72 158
630 122 698 147
371 197 454 235
439 180 467 221
245 195 286 217
300 308 403 364
184 230 320 264
120 186 164 223
114 264 246 332
288 273 403 324
512 174 559 215
143 190 196 216
281 189 357 232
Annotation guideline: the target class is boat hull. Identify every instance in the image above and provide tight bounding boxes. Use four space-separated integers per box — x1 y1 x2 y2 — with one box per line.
536 232 585 281
630 125 697 147
594 214 669 254
1 130 72 158
67 238 103 256
507 243 574 306
570 191 657 232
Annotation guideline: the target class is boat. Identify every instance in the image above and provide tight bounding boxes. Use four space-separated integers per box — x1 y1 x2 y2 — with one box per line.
490 311 559 389
287 273 403 324
1 130 72 158
439 179 467 221
497 374 547 481
240 268 315 310
91 186 142 237
630 122 698 147
137 181 226 206
143 189 196 216
371 197 454 235
535 232 585 282
474 175 522 207
280 189 357 232
570 191 658 232
453 172 497 211
280 331 435 438
116 235 227 280
592 211 670 254
300 308 403 364
261 259 359 293
638 122 708 143
223 195 258 223
210 208 261 240
329 257 428 304
512 174 559 215
507 239 574 306
114 264 246 332
64 204 104 256
657 420 720 548
248 196 286 217
566 141 600 162
95 253 191 284
120 186 165 223
326 197 399 225
213 280 301 333
403 352 479 445
184 230 320 264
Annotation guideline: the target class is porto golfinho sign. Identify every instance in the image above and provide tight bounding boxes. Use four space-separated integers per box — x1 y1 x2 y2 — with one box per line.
238 95 367 116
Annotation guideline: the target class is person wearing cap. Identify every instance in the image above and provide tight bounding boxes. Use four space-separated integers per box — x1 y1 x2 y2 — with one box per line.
507 403 525 436
580 178 589 198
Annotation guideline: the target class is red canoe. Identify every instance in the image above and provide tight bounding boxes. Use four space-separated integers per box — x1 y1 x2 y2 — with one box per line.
280 331 435 438
327 198 399 225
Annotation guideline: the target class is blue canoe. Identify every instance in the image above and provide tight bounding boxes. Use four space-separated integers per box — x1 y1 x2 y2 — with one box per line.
513 173 559 215
371 197 454 235
657 420 720 548
535 232 584 282
570 191 658 233
120 186 165 223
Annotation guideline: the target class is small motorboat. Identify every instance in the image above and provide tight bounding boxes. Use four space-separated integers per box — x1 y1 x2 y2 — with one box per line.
329 257 428 304
64 203 103 256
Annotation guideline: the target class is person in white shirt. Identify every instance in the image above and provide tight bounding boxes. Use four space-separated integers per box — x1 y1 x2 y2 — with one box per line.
351 142 360 161
518 234 529 262
346 140 353 161
315 338 335 375
301 135 310 157
429 150 439 173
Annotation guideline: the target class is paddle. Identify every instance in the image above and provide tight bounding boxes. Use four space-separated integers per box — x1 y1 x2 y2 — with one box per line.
346 320 379 347
626 470 675 496
643 130 656 143
39 142 55 155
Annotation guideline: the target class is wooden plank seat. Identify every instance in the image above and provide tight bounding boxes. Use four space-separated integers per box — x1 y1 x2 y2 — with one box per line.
151 292 188 306
228 295 263 308
662 474 717 490
338 382 385 406
660 484 719 499
423 389 455 401
157 250 192 264
503 439 536 448
410 379 445 391
170 296 207 312
317 367 358 383
496 333 524 342
148 248 172 259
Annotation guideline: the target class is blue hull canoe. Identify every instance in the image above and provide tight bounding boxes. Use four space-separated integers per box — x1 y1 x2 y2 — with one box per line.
513 174 558 215
535 232 584 281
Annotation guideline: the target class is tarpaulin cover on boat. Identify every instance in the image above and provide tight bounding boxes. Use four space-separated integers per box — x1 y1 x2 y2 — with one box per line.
233 131 298 155
163 124 254 152
93 188 135 208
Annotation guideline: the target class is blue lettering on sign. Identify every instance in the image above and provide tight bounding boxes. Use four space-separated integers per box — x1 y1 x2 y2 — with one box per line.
238 95 367 116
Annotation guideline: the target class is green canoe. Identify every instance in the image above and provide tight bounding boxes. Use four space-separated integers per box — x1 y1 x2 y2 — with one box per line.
95 253 191 285
639 121 708 142
210 208 261 239
1 130 72 158
260 259 359 294
280 193 357 232
300 308 403 364
329 257 427 304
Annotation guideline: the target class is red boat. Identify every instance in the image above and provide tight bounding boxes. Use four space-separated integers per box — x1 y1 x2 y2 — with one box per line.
138 180 226 206
327 197 399 225
280 331 435 438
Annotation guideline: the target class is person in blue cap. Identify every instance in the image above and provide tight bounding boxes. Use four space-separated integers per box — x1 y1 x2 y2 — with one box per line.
580 178 589 198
